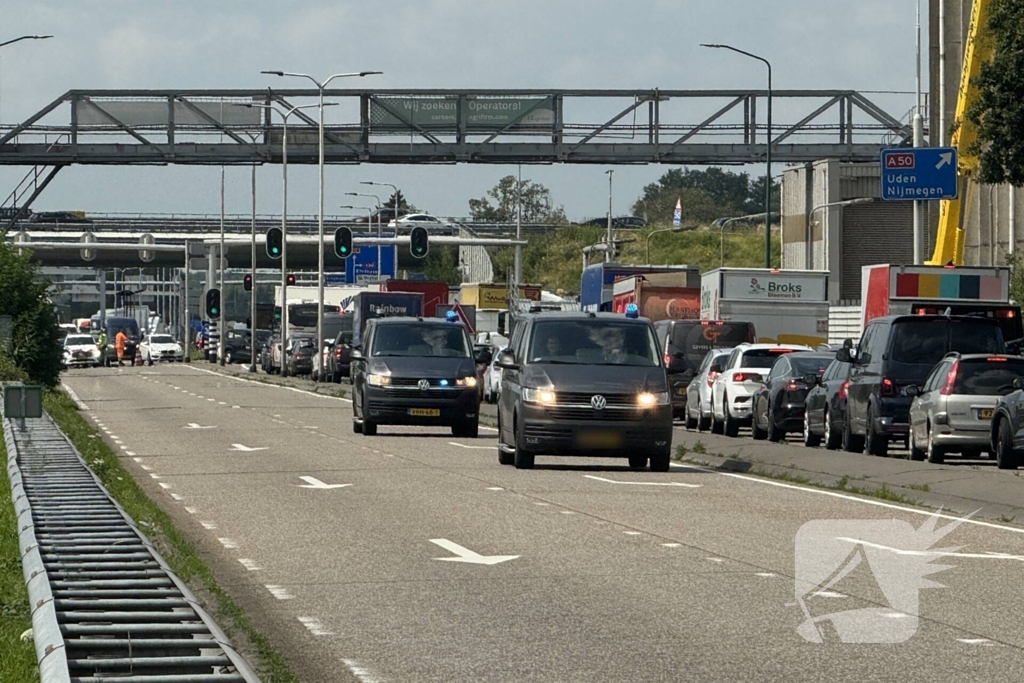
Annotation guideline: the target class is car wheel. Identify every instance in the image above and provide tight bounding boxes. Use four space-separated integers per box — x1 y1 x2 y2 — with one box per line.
225 351 233 364
497 416 515 465
843 413 865 453
996 418 1020 470
628 455 648 469
352 419 363 434
710 404 724 435
865 406 889 457
649 450 671 472
697 402 711 432
513 417 535 469
908 427 926 461
684 405 698 431
766 405 784 442
925 427 944 464
824 408 842 450
453 420 479 439
722 395 739 437
751 410 767 440
803 410 822 448
363 420 378 437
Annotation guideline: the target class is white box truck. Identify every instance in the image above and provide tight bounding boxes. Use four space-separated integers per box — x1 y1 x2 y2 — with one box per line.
700 268 830 346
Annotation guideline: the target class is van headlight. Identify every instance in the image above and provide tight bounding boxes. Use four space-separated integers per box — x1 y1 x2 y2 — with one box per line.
523 388 557 404
637 391 670 407
367 373 391 386
456 376 477 388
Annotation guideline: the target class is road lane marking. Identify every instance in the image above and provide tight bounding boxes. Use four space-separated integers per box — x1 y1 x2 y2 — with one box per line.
584 475 701 488
623 531 642 535
149 473 161 479
812 591 846 598
158 483 171 489
430 539 519 565
184 364 353 403
706 557 724 563
231 443 268 452
486 487 504 491
170 493 184 501
836 537 1024 562
448 442 496 449
342 659 381 683
266 585 294 600
185 423 216 429
238 558 260 571
201 521 217 530
218 538 239 549
61 383 89 410
297 476 351 490
958 638 997 646
125 451 135 456
184 507 198 514
671 462 1024 536
663 543 682 548
298 616 333 636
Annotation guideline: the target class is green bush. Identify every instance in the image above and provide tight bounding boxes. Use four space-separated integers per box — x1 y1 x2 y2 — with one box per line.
0 241 62 386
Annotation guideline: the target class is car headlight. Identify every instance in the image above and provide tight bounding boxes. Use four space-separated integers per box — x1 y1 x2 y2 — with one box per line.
456 376 478 388
638 391 670 407
367 373 391 386
523 388 556 404
91 348 101 358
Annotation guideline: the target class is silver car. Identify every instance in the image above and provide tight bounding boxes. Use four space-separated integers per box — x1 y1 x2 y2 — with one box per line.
908 353 1024 463
684 348 733 431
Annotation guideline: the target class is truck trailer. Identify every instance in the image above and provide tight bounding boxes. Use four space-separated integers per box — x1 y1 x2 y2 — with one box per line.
611 271 701 322
581 264 699 312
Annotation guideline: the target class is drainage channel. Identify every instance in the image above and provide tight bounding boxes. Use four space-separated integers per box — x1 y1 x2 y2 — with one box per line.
4 410 261 682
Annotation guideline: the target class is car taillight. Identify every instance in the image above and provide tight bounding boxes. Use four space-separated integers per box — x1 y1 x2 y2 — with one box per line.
707 371 719 388
664 353 671 365
939 363 958 396
987 356 1007 362
786 382 799 391
881 377 899 397
335 348 343 358
733 372 761 383
838 381 849 400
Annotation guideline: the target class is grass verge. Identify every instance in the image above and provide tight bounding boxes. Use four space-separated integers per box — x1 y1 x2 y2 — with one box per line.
1 436 39 683
43 389 300 683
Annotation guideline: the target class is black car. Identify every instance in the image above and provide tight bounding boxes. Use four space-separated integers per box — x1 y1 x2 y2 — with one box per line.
838 314 1006 457
222 329 261 365
751 352 832 442
496 311 673 471
350 317 484 437
803 358 854 449
285 336 316 377
326 319 356 383
990 377 1024 470
653 319 757 419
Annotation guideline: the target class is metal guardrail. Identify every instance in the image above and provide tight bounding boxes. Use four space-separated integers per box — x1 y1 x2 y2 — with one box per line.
2 400 261 681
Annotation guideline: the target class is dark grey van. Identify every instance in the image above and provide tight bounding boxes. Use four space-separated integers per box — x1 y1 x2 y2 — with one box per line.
837 314 1006 457
496 311 674 471
350 317 487 437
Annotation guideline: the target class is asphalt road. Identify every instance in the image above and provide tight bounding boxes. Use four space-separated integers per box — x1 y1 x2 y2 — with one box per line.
62 364 1024 682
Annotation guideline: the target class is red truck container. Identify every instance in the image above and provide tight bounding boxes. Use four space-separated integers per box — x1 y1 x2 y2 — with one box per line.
381 280 450 318
611 272 701 322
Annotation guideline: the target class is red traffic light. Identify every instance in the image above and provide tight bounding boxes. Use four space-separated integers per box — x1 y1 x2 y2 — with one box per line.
286 273 296 286
243 274 253 292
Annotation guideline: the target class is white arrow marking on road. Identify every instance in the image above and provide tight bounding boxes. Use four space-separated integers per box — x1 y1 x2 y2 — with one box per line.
936 151 953 170
185 423 216 429
584 475 701 488
296 476 352 490
231 443 268 452
430 538 519 565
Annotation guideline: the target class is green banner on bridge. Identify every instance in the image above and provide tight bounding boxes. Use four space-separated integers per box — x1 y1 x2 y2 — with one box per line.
369 96 555 130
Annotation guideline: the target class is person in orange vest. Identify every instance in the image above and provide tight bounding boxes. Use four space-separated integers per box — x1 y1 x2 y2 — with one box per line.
115 329 128 366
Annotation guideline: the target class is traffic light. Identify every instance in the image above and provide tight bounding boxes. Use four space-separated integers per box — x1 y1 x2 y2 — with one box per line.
245 316 252 329
334 227 353 259
286 273 296 286
243 274 253 292
205 288 221 318
410 226 429 259
266 227 283 259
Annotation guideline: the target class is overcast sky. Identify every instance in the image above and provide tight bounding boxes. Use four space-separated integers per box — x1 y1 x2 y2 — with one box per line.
1 0 924 222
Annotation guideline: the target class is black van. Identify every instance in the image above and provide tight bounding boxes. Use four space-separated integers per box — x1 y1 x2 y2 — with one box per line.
496 311 673 471
653 319 757 419
350 317 488 437
838 314 1006 457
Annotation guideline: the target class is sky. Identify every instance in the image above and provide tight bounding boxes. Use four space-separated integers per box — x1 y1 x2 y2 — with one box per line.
1 0 925 223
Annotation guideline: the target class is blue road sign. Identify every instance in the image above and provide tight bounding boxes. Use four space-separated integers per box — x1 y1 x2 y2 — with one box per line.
880 147 958 201
344 244 396 285
324 273 347 286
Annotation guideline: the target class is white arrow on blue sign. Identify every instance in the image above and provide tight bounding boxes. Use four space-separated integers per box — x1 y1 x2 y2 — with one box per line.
880 147 958 201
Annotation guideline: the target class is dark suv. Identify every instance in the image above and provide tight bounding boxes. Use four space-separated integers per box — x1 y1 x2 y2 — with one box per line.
653 319 756 419
350 317 484 437
837 315 1006 457
496 311 673 471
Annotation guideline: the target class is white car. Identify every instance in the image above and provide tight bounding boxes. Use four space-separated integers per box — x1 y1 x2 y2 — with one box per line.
684 348 733 431
140 334 184 364
387 213 456 235
711 343 813 437
63 334 102 368
482 352 503 404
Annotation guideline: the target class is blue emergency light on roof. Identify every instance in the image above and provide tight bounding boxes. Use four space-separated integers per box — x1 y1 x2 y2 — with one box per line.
625 303 640 319
445 310 459 323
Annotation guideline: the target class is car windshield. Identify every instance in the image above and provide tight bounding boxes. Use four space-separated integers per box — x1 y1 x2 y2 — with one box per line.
371 324 471 358
789 355 832 376
528 320 659 366
65 336 94 346
740 348 798 369
953 359 1024 395
149 335 174 344
890 321 1004 365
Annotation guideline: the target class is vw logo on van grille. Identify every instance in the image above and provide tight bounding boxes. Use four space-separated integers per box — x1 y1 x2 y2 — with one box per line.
590 395 607 410
417 379 431 391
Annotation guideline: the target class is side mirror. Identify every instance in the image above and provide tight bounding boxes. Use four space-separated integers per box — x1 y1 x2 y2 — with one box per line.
802 373 819 386
475 347 493 365
1014 377 1024 391
496 350 518 370
350 348 364 361
905 384 920 397
842 338 854 350
835 348 852 363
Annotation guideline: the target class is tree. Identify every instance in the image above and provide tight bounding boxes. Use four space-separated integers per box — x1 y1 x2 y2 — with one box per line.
386 190 413 213
631 167 779 223
421 248 463 286
469 175 568 224
0 240 62 386
966 0 1024 186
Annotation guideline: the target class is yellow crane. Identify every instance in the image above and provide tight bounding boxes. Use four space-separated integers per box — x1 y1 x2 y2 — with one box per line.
928 0 995 265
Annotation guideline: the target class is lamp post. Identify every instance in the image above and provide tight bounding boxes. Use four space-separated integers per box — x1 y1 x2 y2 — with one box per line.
605 170 614 263
262 69 383 381
361 181 400 277
239 101 323 378
645 225 693 263
715 213 767 267
346 192 383 280
0 35 52 124
806 198 874 270
701 44 772 268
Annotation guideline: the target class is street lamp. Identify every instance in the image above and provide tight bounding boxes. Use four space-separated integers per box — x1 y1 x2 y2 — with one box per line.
715 212 768 267
806 198 874 270
605 170 614 263
239 101 324 378
361 181 400 276
701 43 773 268
347 192 384 280
645 225 694 263
263 69 383 381
0 35 52 124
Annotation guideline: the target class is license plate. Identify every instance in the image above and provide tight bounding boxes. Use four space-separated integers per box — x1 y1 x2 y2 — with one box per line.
980 409 993 420
576 430 624 449
408 408 440 417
